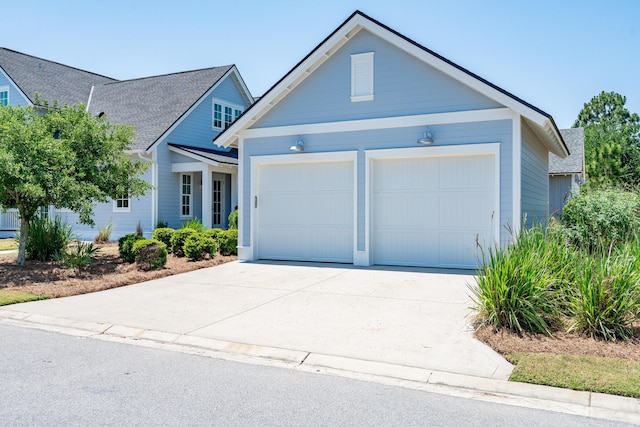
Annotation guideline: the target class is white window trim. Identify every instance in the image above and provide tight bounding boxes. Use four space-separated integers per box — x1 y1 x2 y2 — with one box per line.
212 98 244 131
351 52 374 102
0 85 9 106
180 173 193 218
113 195 131 213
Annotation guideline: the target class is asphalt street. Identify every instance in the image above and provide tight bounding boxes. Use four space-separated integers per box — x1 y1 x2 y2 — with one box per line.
0 324 629 426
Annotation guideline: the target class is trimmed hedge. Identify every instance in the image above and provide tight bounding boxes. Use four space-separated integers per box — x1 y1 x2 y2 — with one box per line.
118 233 144 263
184 233 219 260
152 228 175 252
169 228 198 256
132 239 167 270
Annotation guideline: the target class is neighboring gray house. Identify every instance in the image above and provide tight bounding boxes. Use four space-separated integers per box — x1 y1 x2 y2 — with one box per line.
0 48 252 239
549 128 585 216
214 10 570 269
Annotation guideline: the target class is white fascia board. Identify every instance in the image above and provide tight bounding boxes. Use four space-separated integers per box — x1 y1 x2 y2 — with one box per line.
244 108 512 139
361 18 549 127
146 67 237 153
0 67 32 106
216 21 364 148
229 66 254 107
167 145 223 167
171 162 209 173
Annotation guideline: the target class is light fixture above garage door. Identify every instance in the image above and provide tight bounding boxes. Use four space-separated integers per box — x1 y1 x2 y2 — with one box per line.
417 127 434 145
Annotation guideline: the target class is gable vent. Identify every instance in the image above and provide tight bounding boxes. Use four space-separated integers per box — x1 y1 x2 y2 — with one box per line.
351 52 374 102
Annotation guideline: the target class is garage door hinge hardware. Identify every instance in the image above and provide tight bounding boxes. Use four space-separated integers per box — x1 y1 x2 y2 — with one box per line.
254 196 258 208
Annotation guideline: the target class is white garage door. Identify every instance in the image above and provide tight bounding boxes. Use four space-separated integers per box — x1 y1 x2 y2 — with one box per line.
257 161 354 262
372 154 496 268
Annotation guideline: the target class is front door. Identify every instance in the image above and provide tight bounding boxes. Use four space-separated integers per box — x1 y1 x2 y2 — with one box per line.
212 173 227 228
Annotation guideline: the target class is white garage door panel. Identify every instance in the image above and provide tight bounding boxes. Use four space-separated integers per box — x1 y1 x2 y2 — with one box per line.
258 161 353 263
372 154 495 268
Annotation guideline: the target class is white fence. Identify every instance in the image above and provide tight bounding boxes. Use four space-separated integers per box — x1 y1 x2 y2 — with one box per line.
0 209 20 230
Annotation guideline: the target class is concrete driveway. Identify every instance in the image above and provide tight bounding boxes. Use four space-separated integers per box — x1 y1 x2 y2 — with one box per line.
2 261 513 379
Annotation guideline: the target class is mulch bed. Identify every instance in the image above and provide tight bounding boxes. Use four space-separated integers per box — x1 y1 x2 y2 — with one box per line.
0 243 236 298
475 324 640 361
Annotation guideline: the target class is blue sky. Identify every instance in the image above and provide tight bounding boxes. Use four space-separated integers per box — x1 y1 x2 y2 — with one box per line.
4 0 639 128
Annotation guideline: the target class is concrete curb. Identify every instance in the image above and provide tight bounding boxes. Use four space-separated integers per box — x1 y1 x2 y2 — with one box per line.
1 309 638 424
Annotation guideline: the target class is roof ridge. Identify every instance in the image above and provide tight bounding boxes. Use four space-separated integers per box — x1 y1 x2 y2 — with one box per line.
100 64 234 86
0 47 117 81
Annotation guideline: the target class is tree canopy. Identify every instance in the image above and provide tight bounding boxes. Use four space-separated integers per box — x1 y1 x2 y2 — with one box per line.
0 103 151 265
573 91 640 188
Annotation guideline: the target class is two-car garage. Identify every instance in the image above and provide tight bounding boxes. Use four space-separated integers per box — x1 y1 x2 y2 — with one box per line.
253 144 499 269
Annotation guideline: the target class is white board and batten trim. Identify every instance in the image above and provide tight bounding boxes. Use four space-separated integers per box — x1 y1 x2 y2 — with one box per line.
363 143 501 268
512 114 522 235
247 150 358 262
243 108 513 140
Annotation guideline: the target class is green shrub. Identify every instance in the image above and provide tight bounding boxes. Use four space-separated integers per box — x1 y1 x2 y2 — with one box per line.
152 228 175 252
471 226 573 335
132 239 167 270
183 233 219 260
204 228 225 242
54 241 100 270
94 222 113 244
562 189 640 252
219 229 238 256
156 220 169 229
25 216 73 261
228 209 238 229
169 228 197 256
118 233 144 263
181 218 205 232
568 249 640 341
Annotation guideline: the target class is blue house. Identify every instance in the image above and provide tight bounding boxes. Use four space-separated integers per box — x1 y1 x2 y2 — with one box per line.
214 11 571 269
0 48 252 239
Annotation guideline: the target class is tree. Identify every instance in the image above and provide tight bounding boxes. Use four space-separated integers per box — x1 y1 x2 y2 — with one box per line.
573 91 640 187
0 103 151 265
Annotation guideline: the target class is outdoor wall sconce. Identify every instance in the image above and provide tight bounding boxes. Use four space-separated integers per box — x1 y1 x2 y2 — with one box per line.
289 137 304 152
417 127 434 145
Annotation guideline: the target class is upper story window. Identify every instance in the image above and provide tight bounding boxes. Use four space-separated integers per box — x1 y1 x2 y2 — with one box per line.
0 86 9 107
212 99 243 130
351 52 374 102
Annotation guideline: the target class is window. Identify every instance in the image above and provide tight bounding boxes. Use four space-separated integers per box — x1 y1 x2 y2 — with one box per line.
351 52 374 102
213 103 222 128
181 174 192 218
0 86 9 107
212 99 243 130
114 195 130 212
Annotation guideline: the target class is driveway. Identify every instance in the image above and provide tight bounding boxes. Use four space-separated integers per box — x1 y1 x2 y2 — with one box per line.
2 261 513 379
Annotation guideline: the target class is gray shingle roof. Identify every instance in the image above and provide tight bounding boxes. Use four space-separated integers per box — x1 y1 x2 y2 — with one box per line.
88 66 232 150
168 143 238 165
549 128 584 174
0 48 116 105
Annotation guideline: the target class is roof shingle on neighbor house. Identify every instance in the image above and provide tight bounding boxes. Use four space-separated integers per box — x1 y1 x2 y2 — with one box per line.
550 128 585 175
87 66 233 150
0 47 116 105
0 47 238 152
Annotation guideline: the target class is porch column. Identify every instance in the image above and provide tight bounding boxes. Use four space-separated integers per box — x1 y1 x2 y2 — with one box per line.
201 168 212 228
230 172 238 210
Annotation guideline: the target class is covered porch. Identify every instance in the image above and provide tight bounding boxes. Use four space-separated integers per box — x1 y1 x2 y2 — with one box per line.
168 144 238 229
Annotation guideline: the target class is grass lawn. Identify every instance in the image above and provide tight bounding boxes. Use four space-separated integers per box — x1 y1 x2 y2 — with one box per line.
507 353 640 398
0 239 18 251
0 289 49 306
